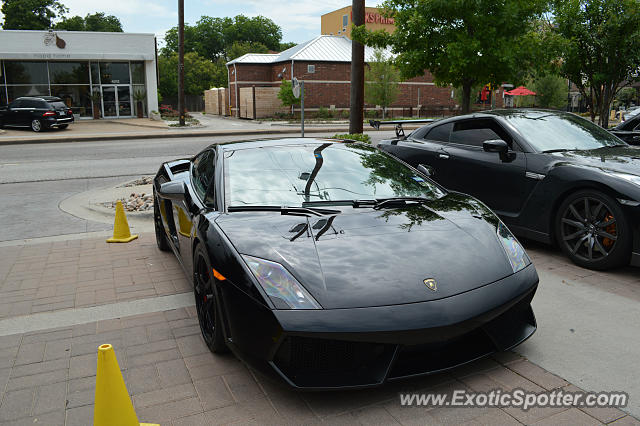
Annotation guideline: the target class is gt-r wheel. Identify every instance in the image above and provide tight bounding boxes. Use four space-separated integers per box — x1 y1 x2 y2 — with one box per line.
193 245 228 353
153 196 171 252
556 190 632 270
31 119 42 132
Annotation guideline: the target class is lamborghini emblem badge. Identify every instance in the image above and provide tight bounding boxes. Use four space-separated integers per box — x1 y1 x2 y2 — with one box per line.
424 278 437 291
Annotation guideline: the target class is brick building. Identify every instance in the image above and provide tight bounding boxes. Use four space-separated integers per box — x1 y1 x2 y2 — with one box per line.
225 35 457 118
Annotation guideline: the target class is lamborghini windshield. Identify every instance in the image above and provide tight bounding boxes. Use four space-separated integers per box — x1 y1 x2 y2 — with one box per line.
224 142 445 207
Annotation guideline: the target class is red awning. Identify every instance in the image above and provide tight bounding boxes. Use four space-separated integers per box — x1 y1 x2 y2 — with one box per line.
505 86 536 96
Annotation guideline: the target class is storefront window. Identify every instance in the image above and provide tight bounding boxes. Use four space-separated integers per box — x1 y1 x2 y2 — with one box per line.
0 86 7 106
49 62 90 84
6 85 50 100
90 62 100 85
50 85 92 117
4 61 48 84
99 62 130 84
131 62 145 84
132 84 146 116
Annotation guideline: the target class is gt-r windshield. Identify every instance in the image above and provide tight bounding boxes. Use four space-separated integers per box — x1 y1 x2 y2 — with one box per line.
503 112 625 152
224 142 445 207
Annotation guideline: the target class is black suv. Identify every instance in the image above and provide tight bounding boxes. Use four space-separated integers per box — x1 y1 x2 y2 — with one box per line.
0 96 74 132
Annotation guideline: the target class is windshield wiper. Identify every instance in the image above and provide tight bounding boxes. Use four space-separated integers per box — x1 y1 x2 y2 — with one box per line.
303 197 432 209
352 197 432 209
541 148 574 153
227 205 340 216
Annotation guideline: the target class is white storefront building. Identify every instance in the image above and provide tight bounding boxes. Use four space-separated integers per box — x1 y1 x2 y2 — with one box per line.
0 30 158 118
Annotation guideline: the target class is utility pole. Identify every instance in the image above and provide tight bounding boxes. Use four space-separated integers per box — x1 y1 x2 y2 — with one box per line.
349 0 365 134
178 0 185 126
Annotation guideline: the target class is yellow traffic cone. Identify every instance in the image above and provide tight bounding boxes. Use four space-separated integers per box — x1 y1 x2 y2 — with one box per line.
107 200 138 243
94 344 158 426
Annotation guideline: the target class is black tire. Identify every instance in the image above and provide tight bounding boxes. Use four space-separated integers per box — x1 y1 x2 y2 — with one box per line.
555 189 632 270
31 119 43 132
193 244 228 353
58 124 69 130
154 196 171 252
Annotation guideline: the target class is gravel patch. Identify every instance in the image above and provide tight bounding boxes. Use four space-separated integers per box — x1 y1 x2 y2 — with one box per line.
102 192 153 212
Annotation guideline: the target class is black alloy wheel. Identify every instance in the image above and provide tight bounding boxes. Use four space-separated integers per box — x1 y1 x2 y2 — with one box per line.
193 245 227 353
556 190 632 270
153 196 171 252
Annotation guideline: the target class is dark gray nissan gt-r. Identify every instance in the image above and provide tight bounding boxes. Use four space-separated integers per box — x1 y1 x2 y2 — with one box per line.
153 138 538 389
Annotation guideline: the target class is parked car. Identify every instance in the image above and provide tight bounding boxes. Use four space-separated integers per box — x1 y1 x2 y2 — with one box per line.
0 96 74 132
153 138 539 389
610 113 640 145
375 109 640 270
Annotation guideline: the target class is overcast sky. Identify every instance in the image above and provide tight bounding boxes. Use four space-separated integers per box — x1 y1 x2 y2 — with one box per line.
1 1 383 45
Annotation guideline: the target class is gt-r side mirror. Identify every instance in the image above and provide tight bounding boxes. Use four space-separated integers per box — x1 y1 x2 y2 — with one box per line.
158 181 186 200
483 139 509 154
483 139 514 162
417 164 434 177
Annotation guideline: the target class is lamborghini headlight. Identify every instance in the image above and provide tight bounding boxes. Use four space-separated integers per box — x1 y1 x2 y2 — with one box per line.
497 222 530 273
242 255 322 309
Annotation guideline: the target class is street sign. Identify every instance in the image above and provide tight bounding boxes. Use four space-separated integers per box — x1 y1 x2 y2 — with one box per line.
292 77 300 98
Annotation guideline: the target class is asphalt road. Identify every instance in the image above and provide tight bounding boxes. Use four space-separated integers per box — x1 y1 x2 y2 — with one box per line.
0 131 397 240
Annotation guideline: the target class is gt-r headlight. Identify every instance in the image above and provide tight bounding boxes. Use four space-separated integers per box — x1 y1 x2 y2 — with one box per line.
497 222 530 273
242 255 322 309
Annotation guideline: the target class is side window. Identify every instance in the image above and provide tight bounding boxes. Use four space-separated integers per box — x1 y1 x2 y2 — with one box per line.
450 119 512 148
24 100 41 108
192 150 215 203
9 100 23 108
409 126 429 140
425 122 453 143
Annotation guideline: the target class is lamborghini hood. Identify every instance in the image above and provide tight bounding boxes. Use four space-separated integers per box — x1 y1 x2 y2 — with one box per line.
215 194 524 309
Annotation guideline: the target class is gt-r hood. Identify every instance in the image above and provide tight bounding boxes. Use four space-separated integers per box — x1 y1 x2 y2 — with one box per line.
215 194 520 309
554 146 640 176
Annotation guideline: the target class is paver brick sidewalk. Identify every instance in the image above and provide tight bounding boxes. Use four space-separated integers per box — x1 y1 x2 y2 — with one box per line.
0 306 635 426
0 233 638 425
0 234 190 319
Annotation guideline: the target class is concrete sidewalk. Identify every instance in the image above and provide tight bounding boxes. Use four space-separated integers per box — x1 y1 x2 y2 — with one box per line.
0 233 637 425
0 114 407 145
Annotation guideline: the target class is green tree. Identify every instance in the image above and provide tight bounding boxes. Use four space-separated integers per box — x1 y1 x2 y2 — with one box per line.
1 0 67 29
55 12 123 32
530 73 568 109
616 87 637 108
228 41 269 61
277 79 302 111
352 0 549 114
279 42 297 51
158 52 224 99
162 15 282 61
365 49 400 118
554 0 640 127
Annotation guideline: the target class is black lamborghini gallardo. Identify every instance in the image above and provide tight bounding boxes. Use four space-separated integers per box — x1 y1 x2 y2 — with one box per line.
153 138 538 389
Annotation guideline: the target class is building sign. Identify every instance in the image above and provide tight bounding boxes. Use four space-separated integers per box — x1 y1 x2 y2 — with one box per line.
43 32 66 49
349 11 395 25
365 12 394 25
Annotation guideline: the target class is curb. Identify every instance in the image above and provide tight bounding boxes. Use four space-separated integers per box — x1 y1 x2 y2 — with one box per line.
59 181 155 233
0 125 414 146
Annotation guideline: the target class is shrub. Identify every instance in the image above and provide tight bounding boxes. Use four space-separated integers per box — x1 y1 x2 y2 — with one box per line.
332 133 371 144
317 106 331 119
365 109 379 118
341 109 350 119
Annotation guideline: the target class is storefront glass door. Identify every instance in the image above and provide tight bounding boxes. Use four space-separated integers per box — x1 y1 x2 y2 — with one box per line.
101 85 132 118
